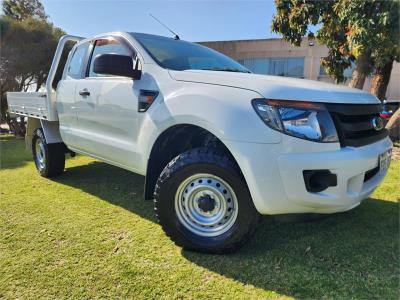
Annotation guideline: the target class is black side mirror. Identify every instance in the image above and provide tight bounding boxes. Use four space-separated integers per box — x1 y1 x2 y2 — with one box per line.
93 54 142 80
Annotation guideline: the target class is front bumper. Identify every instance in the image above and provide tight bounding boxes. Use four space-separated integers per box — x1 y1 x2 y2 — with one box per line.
225 136 392 215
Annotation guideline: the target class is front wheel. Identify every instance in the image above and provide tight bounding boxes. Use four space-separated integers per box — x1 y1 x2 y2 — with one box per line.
32 128 65 177
154 148 260 253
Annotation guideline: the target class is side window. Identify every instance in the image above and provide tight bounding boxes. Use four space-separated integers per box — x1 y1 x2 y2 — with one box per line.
67 42 89 78
88 38 132 77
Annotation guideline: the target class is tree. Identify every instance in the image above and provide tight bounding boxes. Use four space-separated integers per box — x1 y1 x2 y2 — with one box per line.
272 0 400 98
2 0 47 21
1 0 65 136
272 0 356 85
337 0 399 100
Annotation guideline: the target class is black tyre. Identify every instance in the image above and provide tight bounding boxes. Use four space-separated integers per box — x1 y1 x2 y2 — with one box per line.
154 147 260 253
32 128 65 178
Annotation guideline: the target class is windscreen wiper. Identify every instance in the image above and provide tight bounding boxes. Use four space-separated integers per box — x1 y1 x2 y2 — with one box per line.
201 68 251 73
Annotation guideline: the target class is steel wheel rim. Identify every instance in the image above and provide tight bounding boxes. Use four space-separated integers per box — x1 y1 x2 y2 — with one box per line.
35 139 46 171
175 173 238 237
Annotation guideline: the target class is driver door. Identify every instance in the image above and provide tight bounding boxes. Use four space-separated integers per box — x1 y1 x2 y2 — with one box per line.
74 37 142 171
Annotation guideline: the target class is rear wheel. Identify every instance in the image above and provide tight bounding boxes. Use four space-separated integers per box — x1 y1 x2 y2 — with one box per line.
32 128 65 177
154 147 260 253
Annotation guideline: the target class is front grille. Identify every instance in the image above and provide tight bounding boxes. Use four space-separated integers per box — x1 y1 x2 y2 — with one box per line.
326 103 388 147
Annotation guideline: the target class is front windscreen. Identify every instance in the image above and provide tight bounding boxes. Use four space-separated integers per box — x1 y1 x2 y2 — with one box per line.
132 33 250 73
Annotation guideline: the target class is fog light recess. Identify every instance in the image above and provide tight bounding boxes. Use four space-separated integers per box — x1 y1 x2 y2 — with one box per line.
303 170 337 193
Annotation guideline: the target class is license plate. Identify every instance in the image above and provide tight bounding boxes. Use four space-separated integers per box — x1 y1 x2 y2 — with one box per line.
379 149 392 174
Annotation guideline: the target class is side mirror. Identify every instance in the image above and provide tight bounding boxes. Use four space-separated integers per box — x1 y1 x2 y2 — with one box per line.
93 54 142 80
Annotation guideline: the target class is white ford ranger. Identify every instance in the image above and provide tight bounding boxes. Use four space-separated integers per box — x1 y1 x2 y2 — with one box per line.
7 32 392 253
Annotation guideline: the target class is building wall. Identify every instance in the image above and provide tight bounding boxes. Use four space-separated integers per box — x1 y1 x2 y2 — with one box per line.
200 38 400 101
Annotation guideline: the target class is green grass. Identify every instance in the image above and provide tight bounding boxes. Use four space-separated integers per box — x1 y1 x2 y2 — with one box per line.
1 135 399 299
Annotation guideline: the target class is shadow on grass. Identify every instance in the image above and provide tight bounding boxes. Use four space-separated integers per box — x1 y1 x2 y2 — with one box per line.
57 161 399 299
0 135 31 169
184 199 399 298
56 161 155 221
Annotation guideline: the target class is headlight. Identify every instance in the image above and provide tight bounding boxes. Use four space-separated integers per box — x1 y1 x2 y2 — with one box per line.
252 99 339 143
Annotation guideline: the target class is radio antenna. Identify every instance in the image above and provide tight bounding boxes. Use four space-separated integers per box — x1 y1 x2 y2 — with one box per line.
149 13 180 40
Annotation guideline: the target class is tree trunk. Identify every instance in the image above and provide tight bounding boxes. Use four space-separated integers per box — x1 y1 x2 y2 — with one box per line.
370 59 394 101
386 108 400 129
1 86 27 137
348 51 371 89
385 107 400 143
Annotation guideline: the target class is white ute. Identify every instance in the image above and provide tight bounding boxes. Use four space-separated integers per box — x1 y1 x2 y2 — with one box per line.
7 32 392 253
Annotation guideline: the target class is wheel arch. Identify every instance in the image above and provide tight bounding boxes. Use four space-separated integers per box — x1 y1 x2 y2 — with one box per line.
26 118 64 151
26 117 42 151
144 123 242 200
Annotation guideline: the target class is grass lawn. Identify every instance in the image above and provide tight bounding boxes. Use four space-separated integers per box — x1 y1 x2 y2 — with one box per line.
1 135 399 299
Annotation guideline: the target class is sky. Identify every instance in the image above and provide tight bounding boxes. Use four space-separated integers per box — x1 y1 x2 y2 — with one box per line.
38 0 280 42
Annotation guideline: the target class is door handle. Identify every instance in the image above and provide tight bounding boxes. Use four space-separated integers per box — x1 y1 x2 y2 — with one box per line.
79 89 90 96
